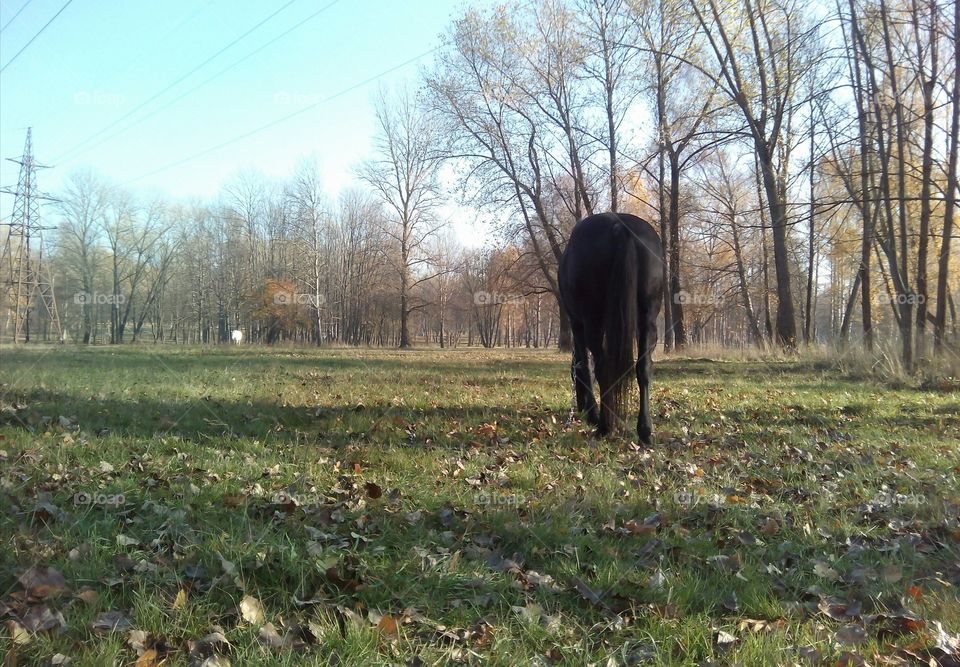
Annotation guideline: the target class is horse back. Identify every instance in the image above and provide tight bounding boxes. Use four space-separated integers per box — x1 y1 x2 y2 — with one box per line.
560 212 664 318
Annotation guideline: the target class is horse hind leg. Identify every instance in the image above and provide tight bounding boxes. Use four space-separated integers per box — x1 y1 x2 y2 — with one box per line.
636 304 659 445
570 320 599 426
584 324 617 437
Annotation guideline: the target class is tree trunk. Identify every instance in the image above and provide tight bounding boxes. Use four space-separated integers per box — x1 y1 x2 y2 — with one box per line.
657 109 673 352
668 156 686 348
757 145 798 347
934 0 959 352
805 112 816 345
557 294 571 351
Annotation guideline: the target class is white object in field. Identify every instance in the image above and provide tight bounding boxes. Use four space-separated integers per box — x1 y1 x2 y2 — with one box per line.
231 330 243 344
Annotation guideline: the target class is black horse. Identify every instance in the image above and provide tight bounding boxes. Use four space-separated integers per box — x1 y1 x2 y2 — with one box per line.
558 212 664 443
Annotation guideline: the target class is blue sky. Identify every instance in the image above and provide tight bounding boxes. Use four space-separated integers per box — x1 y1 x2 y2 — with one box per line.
0 0 472 206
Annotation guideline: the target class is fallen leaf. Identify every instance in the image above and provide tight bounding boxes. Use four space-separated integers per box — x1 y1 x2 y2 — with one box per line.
135 649 160 667
648 569 667 591
172 589 188 610
511 603 540 624
624 519 656 536
813 561 840 581
74 588 98 605
834 624 866 646
217 552 236 577
377 614 399 637
258 622 292 649
187 631 231 667
239 595 265 626
5 620 30 645
116 534 139 547
18 567 68 598
715 629 738 648
22 606 66 633
222 493 245 507
127 629 149 652
91 611 132 633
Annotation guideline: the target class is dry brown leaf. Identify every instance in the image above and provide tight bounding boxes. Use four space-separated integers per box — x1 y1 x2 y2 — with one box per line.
834 624 867 646
22 606 66 633
239 595 265 625
4 620 30 645
134 649 160 667
257 622 291 649
74 588 98 605
624 520 656 536
377 614 399 637
18 567 68 599
91 611 132 633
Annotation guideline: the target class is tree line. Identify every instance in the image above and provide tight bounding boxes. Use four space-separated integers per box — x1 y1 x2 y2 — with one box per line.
2 0 958 369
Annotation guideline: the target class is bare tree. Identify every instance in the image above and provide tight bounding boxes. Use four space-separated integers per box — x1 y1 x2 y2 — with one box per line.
289 159 329 345
578 0 642 211
357 87 446 348
56 170 109 344
692 0 821 347
934 0 959 352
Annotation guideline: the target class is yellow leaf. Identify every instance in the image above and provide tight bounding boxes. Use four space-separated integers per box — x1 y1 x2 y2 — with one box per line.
135 649 160 667
172 589 188 610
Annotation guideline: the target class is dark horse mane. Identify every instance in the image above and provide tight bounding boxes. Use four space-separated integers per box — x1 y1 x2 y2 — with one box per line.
558 212 664 443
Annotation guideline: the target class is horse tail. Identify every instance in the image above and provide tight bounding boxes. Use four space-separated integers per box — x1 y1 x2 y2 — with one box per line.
600 221 638 435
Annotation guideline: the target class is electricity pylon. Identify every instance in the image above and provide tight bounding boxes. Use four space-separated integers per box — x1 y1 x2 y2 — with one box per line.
0 128 63 343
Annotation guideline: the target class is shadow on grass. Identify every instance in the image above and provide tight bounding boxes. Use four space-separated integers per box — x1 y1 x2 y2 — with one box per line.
0 386 568 447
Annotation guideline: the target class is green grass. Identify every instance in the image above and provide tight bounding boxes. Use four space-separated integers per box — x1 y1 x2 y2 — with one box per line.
1 345 958 666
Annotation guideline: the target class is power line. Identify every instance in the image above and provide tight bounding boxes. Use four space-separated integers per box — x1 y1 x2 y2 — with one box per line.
0 0 74 73
0 0 32 33
126 45 442 185
52 0 300 161
101 3 211 94
56 0 341 165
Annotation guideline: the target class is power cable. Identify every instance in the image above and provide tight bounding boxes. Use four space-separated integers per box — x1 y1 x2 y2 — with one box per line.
52 0 300 160
0 0 32 33
125 45 441 184
0 0 74 73
56 0 341 165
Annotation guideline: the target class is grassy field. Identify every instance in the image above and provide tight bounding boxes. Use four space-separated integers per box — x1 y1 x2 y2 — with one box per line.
1 345 958 666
